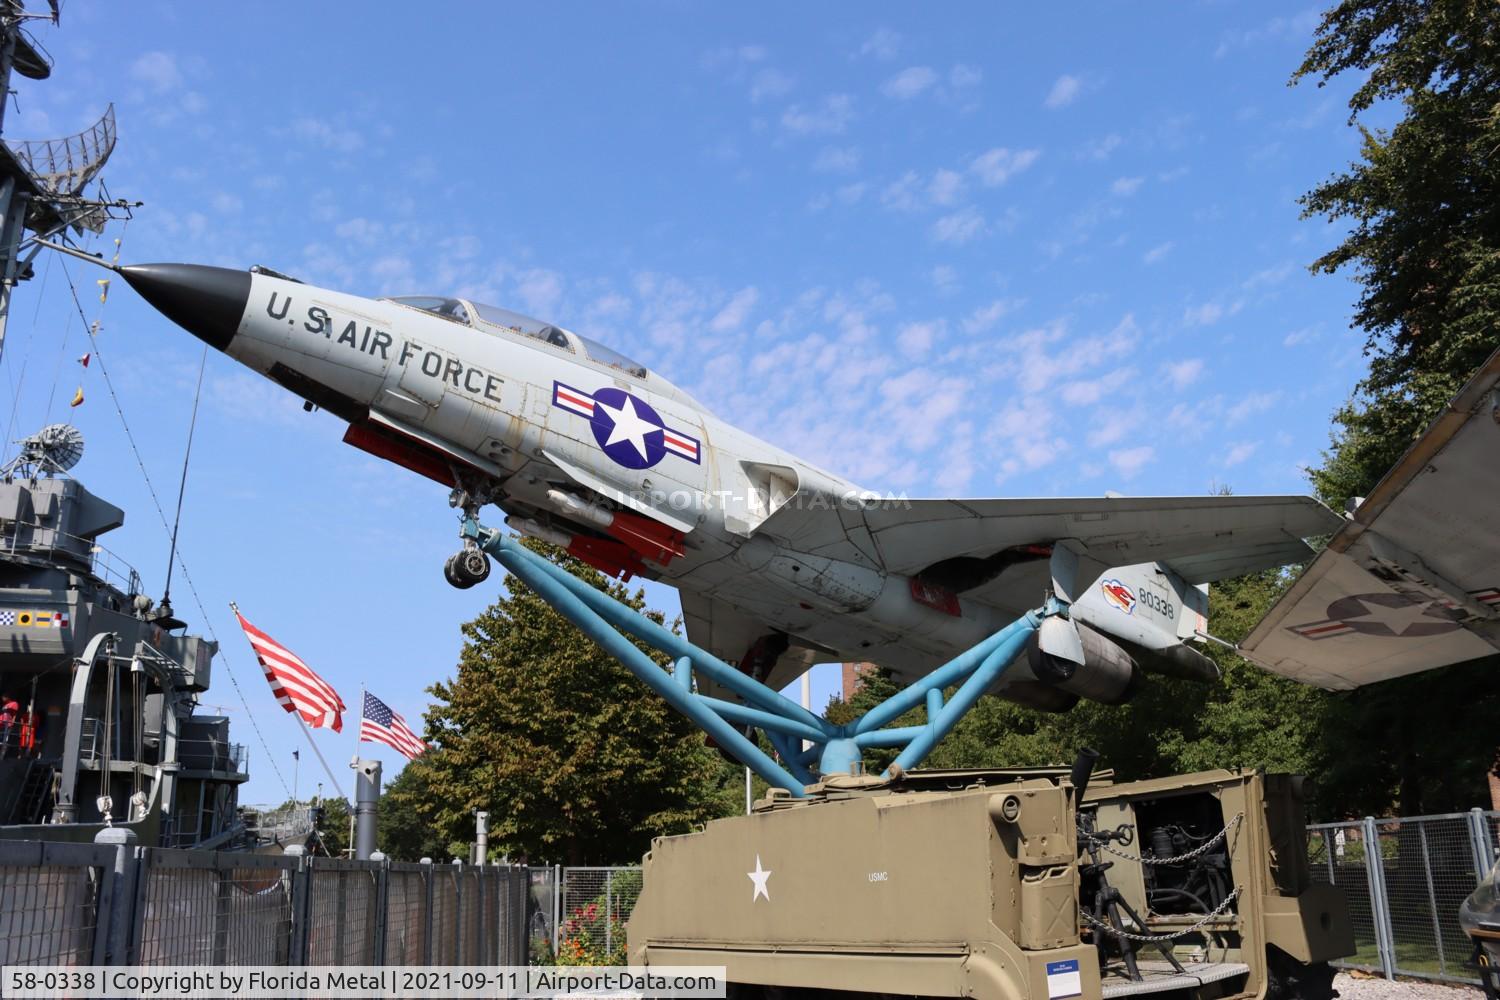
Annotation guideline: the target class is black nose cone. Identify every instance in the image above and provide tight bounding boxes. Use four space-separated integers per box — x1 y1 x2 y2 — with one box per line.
120 263 251 352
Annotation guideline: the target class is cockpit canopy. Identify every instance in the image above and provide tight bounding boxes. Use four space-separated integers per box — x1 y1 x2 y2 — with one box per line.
385 295 649 379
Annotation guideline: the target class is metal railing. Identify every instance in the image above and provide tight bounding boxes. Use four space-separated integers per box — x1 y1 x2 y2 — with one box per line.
1 513 143 597
1308 808 1497 986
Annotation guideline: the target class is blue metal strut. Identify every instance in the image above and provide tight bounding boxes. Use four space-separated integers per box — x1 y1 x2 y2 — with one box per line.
465 521 1048 796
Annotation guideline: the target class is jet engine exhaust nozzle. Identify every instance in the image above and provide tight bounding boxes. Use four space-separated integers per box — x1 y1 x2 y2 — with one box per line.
1026 620 1140 705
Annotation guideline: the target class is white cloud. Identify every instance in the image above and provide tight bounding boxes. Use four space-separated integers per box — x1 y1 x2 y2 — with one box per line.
1222 441 1259 467
1082 133 1122 160
749 68 794 103
950 64 982 88
897 321 941 358
1143 241 1174 265
1228 391 1280 424
1060 366 1133 406
1242 261 1295 290
930 265 958 294
931 206 986 245
970 147 1041 186
1043 74 1082 109
1216 9 1321 58
209 372 303 426
962 299 1018 334
882 66 938 100
515 269 563 316
835 182 868 205
782 94 855 135
928 168 965 205
131 51 182 92
812 146 860 173
211 192 242 215
709 287 759 333
1164 358 1204 388
1183 302 1233 327
858 28 901 60
291 117 363 153
879 171 922 211
1111 176 1144 197
1283 324 1319 347
1109 445 1155 478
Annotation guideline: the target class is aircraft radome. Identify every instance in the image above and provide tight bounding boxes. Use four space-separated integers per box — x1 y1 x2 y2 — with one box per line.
112 258 1342 711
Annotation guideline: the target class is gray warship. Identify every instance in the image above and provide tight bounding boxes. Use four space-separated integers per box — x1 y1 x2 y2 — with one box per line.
0 423 255 847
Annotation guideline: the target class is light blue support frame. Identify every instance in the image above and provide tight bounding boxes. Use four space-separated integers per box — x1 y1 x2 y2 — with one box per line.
465 521 1048 796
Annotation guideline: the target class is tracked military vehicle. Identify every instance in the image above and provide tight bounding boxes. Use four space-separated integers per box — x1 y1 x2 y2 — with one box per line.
629 758 1351 999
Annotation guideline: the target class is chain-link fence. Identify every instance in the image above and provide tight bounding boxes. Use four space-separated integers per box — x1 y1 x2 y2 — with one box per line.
1309 809 1497 986
0 840 113 966
557 866 642 965
0 839 532 967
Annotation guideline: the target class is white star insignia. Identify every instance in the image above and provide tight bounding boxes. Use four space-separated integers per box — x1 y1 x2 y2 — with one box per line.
597 395 659 460
747 854 772 902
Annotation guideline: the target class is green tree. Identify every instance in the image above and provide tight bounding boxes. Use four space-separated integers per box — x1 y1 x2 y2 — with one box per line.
379 760 451 861
1293 1 1500 510
413 539 738 864
1292 0 1500 814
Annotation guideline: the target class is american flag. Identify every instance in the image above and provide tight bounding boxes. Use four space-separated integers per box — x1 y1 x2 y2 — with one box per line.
360 691 426 760
233 608 345 732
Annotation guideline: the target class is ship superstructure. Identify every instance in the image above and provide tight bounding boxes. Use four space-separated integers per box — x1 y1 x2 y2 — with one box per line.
0 425 250 846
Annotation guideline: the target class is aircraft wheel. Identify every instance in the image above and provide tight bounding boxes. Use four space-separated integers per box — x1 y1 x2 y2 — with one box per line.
443 551 490 589
460 549 491 583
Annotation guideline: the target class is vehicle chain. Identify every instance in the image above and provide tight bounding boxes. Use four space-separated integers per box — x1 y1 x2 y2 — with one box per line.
1079 886 1242 943
1087 812 1243 866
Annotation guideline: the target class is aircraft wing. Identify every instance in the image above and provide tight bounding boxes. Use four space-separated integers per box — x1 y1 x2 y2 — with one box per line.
763 493 1339 585
1238 348 1500 689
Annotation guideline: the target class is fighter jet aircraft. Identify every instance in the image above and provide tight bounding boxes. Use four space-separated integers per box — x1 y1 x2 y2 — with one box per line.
109 258 1340 711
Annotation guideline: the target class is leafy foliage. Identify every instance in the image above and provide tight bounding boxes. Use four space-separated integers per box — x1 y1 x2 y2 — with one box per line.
1290 0 1500 812
1293 1 1500 510
388 538 738 865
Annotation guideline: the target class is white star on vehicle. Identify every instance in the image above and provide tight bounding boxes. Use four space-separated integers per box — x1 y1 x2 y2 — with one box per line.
747 855 772 902
598 395 659 460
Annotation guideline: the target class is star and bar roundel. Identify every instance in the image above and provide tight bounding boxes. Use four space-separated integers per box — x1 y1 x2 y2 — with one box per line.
1288 587 1500 641
552 381 701 471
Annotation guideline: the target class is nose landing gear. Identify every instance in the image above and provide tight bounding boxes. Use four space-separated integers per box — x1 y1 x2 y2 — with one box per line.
444 548 491 589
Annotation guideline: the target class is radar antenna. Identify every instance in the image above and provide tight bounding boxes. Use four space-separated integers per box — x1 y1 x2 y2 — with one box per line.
2 421 84 479
0 3 141 367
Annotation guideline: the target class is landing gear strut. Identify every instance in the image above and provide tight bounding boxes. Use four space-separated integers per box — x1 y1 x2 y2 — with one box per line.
444 474 501 590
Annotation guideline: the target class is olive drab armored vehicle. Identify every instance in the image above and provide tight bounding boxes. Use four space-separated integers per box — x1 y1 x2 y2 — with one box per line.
628 758 1352 1000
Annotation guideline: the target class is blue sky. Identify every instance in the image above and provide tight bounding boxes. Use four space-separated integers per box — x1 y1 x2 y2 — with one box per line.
1 3 1371 806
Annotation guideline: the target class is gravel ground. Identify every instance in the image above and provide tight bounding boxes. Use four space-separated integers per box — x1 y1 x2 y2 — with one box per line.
1335 972 1484 998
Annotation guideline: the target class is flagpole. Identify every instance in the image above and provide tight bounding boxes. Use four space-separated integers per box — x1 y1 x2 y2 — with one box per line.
293 710 351 805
